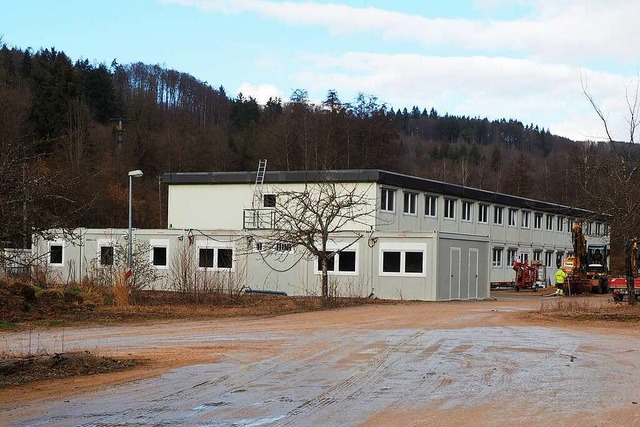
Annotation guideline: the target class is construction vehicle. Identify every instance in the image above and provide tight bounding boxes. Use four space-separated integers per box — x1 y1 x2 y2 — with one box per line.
562 220 609 294
513 260 543 292
609 238 640 301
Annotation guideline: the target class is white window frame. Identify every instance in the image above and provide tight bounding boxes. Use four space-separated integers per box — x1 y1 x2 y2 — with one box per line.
507 249 517 265
197 241 235 271
519 252 529 263
546 214 554 231
403 191 418 215
492 247 503 268
557 216 564 232
478 204 489 224
462 201 473 222
149 239 170 269
48 239 65 266
534 213 543 230
381 188 396 212
595 222 602 235
508 208 517 227
97 238 115 266
544 251 554 268
444 198 456 220
521 211 530 229
533 250 542 261
425 195 437 218
314 247 358 276
263 193 277 208
493 206 503 225
379 242 427 277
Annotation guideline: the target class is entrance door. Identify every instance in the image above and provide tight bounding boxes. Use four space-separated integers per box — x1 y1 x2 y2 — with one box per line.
468 248 479 299
450 248 461 300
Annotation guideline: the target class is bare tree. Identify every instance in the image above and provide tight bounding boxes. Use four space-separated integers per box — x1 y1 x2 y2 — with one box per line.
265 178 375 306
581 78 640 304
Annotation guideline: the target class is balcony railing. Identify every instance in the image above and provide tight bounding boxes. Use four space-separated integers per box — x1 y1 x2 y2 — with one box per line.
243 209 276 230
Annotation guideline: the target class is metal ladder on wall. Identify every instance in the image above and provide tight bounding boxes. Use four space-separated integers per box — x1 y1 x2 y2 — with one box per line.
252 159 268 209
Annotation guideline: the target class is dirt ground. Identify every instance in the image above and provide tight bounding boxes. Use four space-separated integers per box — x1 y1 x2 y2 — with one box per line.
1 292 640 426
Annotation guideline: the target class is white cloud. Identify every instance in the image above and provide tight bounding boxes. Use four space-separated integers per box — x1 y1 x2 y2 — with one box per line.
291 52 635 141
236 82 283 104
167 0 640 66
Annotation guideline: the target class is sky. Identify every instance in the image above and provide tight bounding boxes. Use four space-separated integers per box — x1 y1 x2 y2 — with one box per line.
1 0 639 141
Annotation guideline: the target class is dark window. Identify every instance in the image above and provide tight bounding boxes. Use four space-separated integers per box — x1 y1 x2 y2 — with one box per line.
50 245 63 264
199 248 215 268
100 246 114 266
338 251 356 272
152 247 167 266
382 251 401 273
263 194 276 208
218 249 233 269
317 252 335 271
405 252 423 273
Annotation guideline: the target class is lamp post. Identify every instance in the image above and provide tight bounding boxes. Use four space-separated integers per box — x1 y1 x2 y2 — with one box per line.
127 170 143 276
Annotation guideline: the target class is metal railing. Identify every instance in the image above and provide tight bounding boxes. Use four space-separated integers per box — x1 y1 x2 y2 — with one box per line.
243 209 276 230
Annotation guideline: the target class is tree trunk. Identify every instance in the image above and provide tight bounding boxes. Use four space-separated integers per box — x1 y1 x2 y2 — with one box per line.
625 240 637 305
321 257 329 307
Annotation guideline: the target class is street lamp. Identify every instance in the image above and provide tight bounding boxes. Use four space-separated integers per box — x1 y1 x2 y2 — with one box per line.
127 170 143 275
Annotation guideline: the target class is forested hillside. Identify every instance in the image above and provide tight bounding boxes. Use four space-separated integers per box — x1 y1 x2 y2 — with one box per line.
0 44 592 247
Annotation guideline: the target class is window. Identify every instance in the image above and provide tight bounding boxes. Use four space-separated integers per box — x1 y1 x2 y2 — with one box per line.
150 239 169 268
382 251 401 273
595 222 602 235
199 248 215 268
263 194 276 208
585 222 592 235
381 188 395 212
444 199 456 219
425 195 437 217
316 250 357 274
492 248 503 267
218 249 233 269
380 244 426 276
152 247 167 267
403 192 417 215
255 241 264 251
519 253 529 263
49 244 63 265
507 249 517 265
534 213 543 229
478 204 489 223
508 209 517 227
462 201 473 222
557 217 564 232
604 224 609 235
521 211 530 228
546 214 554 231
556 252 564 268
533 250 542 261
545 251 553 268
100 246 114 266
494 206 503 225
274 242 294 252
198 246 234 270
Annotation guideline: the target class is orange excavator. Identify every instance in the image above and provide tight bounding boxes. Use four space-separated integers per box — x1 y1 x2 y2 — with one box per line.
562 220 609 294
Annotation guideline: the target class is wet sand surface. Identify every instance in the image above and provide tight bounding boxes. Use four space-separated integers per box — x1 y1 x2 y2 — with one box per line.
2 294 639 426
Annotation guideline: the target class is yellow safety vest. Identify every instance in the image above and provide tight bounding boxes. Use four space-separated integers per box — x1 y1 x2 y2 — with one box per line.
555 269 567 284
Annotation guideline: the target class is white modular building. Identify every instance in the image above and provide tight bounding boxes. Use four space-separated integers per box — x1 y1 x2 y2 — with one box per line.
32 169 609 301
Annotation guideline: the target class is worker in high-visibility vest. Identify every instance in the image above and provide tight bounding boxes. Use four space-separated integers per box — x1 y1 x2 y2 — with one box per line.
555 267 568 295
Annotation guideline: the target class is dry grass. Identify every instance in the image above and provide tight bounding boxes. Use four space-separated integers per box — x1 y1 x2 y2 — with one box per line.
526 298 640 323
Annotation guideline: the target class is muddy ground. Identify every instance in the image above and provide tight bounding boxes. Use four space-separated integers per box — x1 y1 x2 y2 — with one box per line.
1 292 640 426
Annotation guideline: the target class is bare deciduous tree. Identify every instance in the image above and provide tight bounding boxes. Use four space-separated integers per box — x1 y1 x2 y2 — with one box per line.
581 78 640 304
265 178 375 306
